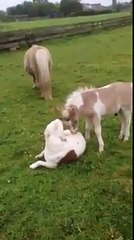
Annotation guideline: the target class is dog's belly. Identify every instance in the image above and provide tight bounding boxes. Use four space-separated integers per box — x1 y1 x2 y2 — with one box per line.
64 133 86 157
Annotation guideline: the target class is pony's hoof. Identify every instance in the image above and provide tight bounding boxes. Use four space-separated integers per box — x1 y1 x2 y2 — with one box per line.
118 134 124 140
49 96 53 100
99 147 104 153
42 95 53 101
85 135 90 141
123 137 129 141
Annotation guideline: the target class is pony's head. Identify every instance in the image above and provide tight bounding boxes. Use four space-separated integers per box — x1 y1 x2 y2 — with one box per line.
57 104 79 133
44 119 64 140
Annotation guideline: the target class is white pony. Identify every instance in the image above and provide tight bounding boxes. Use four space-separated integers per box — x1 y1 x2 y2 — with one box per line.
30 119 86 169
24 44 53 100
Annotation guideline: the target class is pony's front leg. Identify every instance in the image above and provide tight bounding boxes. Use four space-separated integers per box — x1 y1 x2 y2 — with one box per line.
93 116 104 153
32 74 39 89
84 120 92 141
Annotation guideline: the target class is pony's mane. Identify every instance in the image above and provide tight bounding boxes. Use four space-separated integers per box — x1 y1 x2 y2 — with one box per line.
65 86 94 106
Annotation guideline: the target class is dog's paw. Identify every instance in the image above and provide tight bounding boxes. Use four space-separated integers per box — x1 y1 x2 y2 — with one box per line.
29 163 37 169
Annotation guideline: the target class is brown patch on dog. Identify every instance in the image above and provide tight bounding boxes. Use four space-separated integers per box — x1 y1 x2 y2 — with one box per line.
58 150 77 165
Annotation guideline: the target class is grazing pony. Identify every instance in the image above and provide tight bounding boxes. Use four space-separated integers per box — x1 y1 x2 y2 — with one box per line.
24 45 53 100
30 119 86 169
59 82 132 153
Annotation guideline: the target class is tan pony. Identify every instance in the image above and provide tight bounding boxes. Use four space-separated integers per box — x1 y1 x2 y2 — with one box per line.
59 81 132 153
24 45 53 100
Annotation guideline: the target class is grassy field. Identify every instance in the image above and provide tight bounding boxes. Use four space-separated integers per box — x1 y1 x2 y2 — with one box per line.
0 26 132 240
0 12 131 32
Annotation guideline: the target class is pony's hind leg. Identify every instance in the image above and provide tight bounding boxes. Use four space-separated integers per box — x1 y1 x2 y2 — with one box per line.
119 110 131 141
32 74 39 89
32 76 36 88
118 110 126 140
123 111 131 141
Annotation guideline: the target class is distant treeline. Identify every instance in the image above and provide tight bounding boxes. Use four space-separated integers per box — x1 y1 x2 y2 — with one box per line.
0 0 132 22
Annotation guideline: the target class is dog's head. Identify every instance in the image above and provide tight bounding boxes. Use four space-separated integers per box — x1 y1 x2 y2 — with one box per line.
44 119 64 140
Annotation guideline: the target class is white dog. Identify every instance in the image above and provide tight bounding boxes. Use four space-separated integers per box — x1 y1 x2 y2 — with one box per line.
30 119 86 169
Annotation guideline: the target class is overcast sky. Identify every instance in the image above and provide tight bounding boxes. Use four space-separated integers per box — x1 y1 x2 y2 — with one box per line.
0 0 131 11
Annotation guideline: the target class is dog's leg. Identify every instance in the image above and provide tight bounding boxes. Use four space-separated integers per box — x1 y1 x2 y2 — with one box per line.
64 130 71 136
45 151 67 165
35 150 44 159
30 160 57 169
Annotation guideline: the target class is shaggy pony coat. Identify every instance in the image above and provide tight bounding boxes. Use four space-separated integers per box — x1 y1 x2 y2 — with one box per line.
24 45 53 100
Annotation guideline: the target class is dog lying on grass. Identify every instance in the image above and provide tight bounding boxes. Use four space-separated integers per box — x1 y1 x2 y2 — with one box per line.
30 119 86 169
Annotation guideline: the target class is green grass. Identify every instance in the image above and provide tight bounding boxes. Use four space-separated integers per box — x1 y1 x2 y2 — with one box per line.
0 26 132 240
0 12 131 32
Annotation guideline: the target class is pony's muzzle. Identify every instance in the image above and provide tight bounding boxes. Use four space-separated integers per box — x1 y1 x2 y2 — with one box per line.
70 127 78 134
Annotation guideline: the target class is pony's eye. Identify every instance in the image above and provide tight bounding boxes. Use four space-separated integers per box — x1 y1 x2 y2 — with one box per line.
62 117 70 121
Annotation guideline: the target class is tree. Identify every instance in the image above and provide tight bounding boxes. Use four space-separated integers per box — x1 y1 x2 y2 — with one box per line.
15 4 24 15
7 0 60 18
60 0 82 16
7 6 16 15
0 10 6 21
33 0 48 3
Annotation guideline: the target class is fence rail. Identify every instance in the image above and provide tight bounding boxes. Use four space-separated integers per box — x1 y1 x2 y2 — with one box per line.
0 15 132 51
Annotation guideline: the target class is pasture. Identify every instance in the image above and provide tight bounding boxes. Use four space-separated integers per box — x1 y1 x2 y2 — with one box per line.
0 25 132 240
0 12 130 32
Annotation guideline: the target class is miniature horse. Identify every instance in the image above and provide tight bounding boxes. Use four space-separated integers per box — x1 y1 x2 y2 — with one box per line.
24 44 53 100
59 82 132 153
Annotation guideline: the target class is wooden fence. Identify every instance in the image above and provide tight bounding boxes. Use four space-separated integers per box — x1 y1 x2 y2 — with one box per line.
0 15 132 51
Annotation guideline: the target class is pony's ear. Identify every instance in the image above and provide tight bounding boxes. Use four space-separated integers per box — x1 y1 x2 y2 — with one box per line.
56 104 64 112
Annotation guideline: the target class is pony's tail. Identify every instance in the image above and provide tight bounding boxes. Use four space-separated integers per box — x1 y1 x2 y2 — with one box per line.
36 49 52 100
